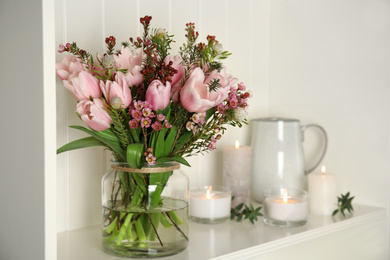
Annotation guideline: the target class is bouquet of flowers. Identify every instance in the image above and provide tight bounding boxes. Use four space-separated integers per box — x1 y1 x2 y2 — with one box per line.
56 15 251 257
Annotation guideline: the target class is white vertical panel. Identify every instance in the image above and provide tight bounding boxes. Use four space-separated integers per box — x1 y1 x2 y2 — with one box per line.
103 0 139 46
170 0 201 53
55 0 68 234
43 0 57 257
140 0 171 31
57 0 107 231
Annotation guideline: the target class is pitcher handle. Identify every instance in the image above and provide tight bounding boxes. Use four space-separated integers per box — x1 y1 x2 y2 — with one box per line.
301 124 328 174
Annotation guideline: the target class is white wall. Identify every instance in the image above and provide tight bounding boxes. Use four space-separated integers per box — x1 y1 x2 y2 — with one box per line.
56 0 390 244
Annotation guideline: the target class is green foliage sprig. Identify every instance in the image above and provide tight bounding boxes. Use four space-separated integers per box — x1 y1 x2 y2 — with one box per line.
332 192 354 216
230 200 263 224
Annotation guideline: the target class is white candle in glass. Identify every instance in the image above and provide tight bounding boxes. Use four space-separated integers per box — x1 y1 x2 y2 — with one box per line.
308 165 337 216
190 186 231 221
223 140 251 208
264 190 308 222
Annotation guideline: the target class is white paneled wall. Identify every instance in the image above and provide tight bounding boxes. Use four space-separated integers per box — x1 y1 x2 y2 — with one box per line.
56 0 268 232
56 0 390 240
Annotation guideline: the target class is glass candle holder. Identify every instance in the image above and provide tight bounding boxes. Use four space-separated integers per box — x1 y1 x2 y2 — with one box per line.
263 188 308 227
190 186 231 224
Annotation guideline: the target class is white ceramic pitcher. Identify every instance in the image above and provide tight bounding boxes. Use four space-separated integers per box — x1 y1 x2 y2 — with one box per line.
251 118 328 202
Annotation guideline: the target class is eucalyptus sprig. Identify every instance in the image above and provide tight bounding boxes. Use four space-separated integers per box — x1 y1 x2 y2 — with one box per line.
230 201 263 224
332 192 354 216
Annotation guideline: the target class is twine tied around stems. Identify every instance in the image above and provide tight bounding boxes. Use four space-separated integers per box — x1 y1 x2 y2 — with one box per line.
110 163 180 173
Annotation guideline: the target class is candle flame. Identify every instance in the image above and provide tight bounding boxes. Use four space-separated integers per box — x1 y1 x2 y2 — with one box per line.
283 190 288 204
321 165 326 176
235 140 240 149
206 186 212 199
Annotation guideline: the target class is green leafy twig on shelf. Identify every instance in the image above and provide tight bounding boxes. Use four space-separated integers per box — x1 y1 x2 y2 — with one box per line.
230 201 263 224
332 192 354 216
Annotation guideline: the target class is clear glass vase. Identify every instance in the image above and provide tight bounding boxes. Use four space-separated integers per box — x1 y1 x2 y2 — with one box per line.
101 161 189 258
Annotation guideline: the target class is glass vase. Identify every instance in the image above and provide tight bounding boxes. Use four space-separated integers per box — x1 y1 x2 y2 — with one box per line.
101 161 189 258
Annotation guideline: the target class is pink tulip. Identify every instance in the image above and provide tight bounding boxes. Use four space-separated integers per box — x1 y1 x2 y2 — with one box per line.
180 68 226 113
205 67 237 89
203 67 236 106
114 47 144 86
100 74 132 108
77 99 112 131
62 71 102 101
56 55 87 80
145 80 171 111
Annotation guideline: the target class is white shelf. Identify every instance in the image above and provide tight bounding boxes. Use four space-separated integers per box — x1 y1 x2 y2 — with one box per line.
58 204 386 260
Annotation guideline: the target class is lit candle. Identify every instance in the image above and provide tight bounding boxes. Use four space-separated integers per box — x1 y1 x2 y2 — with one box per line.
264 189 308 224
223 140 252 208
308 165 337 216
190 186 231 224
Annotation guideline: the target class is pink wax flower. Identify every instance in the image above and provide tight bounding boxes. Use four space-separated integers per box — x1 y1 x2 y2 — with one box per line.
151 121 162 131
62 71 102 101
146 153 156 165
180 68 226 113
131 109 142 120
58 44 65 53
164 120 172 128
140 117 152 128
145 80 171 111
76 99 111 131
142 107 154 117
237 82 246 91
100 74 132 108
186 121 195 131
129 119 139 129
134 101 144 110
157 114 166 122
229 98 238 109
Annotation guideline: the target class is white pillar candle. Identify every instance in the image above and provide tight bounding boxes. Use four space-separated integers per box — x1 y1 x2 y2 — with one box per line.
264 190 308 222
223 140 251 208
308 165 337 216
190 186 231 224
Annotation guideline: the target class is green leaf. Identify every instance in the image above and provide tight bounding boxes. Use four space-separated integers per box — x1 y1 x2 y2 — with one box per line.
205 107 216 122
157 155 191 167
235 203 244 211
163 126 178 156
69 125 126 161
57 136 105 154
126 143 144 169
155 130 167 159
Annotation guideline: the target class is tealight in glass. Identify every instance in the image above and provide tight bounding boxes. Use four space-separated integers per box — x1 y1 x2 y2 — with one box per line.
190 186 231 224
263 188 308 227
